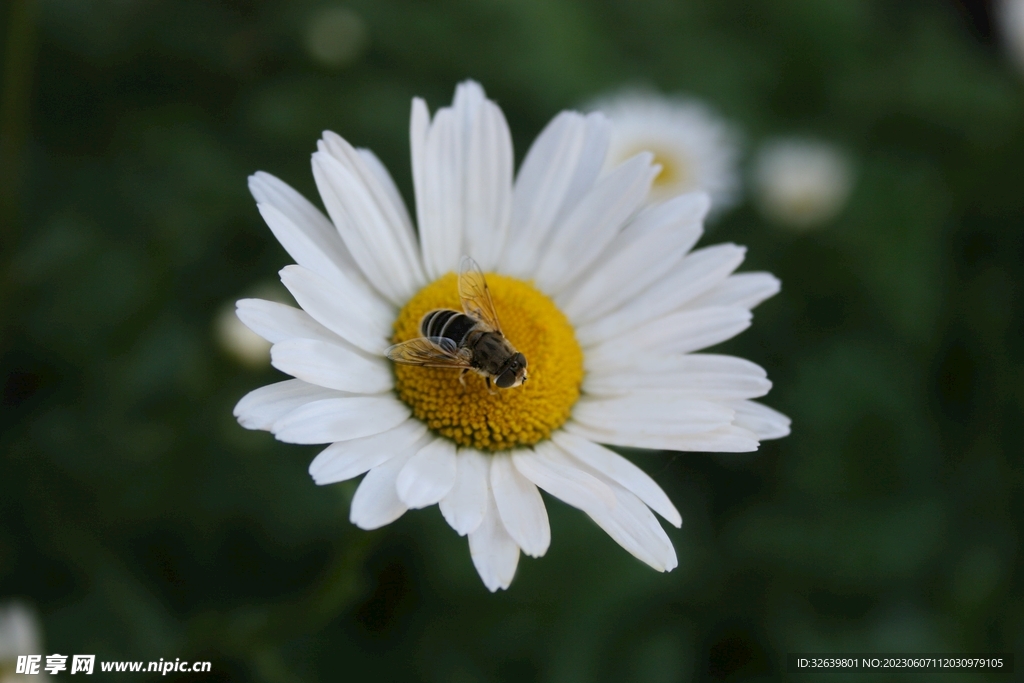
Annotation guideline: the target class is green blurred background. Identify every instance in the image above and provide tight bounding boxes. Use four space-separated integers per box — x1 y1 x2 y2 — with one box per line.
1 0 1022 680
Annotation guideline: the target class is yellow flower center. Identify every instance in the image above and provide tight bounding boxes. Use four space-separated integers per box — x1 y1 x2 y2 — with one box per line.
392 272 583 451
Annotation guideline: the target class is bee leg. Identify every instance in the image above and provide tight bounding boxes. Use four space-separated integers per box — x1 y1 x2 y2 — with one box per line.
459 369 469 387
485 377 497 396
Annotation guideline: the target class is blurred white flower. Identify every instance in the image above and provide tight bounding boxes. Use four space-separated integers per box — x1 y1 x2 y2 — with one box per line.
304 6 369 69
589 90 741 214
998 0 1024 74
753 138 853 230
0 602 43 682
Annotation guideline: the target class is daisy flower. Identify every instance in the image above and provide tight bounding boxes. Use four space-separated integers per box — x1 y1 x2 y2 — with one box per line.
753 138 853 230
234 81 788 591
588 89 741 213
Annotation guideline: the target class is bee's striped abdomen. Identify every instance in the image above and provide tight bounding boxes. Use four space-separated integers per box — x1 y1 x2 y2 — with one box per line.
421 309 477 345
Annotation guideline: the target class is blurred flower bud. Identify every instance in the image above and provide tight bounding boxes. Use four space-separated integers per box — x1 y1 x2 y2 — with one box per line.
753 138 853 230
304 6 369 69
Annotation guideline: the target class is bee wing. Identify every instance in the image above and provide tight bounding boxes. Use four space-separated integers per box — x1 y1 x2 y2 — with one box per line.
459 255 503 334
385 337 473 368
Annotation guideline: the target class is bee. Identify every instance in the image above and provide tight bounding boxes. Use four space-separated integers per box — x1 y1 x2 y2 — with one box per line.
386 257 528 390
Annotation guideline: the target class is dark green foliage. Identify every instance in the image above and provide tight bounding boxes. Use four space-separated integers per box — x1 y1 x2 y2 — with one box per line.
1 0 1021 680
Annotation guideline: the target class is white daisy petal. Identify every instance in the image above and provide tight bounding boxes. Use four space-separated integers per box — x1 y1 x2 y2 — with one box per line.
730 400 792 440
565 420 760 453
409 97 432 254
586 307 752 372
683 272 781 311
236 299 340 345
490 453 550 558
270 339 392 394
583 353 770 400
410 83 516 276
512 442 617 510
468 484 521 592
577 244 747 347
463 93 514 271
279 265 391 355
521 443 676 571
356 147 414 233
413 103 460 279
254 200 374 299
396 437 458 509
439 449 490 536
312 150 423 304
317 132 425 285
534 153 658 294
249 171 332 233
411 82 514 276
350 447 416 530
254 200 345 286
217 303 272 367
234 379 345 431
589 476 678 572
558 192 709 324
552 431 681 528
271 396 410 444
248 171 364 281
572 395 734 437
309 420 428 485
501 111 611 279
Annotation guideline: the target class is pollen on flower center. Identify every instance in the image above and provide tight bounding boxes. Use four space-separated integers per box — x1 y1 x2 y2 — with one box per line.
392 272 583 451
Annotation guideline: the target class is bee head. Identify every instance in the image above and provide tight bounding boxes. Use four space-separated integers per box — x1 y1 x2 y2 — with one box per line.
495 353 528 389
